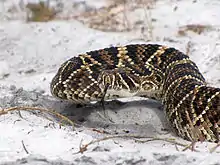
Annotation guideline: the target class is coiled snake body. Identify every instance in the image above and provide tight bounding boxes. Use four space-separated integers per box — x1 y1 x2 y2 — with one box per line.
51 44 220 142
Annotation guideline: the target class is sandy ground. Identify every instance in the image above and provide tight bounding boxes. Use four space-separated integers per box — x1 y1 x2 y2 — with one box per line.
0 0 220 164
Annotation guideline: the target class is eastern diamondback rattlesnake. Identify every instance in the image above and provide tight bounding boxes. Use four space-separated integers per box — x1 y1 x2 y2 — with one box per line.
51 44 220 142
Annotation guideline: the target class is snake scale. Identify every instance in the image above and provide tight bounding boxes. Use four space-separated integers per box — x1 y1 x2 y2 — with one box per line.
50 44 220 142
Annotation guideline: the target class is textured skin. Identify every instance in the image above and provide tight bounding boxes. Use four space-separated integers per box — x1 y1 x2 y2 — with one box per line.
51 44 220 142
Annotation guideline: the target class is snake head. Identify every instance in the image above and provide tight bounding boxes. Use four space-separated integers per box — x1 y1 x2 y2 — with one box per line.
97 69 141 98
97 70 116 90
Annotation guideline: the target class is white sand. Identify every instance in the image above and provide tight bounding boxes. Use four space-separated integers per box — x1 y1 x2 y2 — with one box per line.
0 0 220 164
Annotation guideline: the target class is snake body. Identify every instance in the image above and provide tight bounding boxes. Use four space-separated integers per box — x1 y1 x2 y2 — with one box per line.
50 44 220 142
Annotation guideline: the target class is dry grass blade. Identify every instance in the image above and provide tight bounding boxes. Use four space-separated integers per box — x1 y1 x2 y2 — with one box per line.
185 41 192 56
178 24 212 36
73 0 155 32
0 106 75 129
74 134 188 154
134 137 187 147
141 1 154 41
181 110 205 152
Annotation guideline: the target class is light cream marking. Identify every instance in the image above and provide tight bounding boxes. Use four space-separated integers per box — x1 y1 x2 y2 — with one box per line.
192 91 220 125
141 79 157 90
79 54 103 70
68 64 98 101
115 75 120 90
174 117 184 137
58 90 64 98
90 91 101 100
76 82 96 99
167 85 205 119
190 85 204 119
200 127 211 141
145 46 167 64
85 66 93 74
111 74 116 89
84 93 92 102
165 58 194 75
184 125 193 141
127 75 140 90
168 88 195 118
64 90 78 102
101 75 105 88
116 47 128 68
125 55 135 65
93 91 99 95
127 58 135 65
79 54 100 74
56 55 98 96
164 75 204 101
52 60 72 94
117 73 130 91
172 107 188 138
131 70 141 77
145 46 169 75
79 55 87 65
144 63 164 84
78 91 85 98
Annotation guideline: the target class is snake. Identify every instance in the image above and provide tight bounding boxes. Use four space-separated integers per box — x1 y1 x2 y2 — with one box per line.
50 44 220 142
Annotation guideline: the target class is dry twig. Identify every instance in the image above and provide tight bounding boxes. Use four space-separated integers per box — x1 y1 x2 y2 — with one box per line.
0 106 75 129
21 140 29 154
182 110 205 152
73 134 188 154
178 24 211 36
